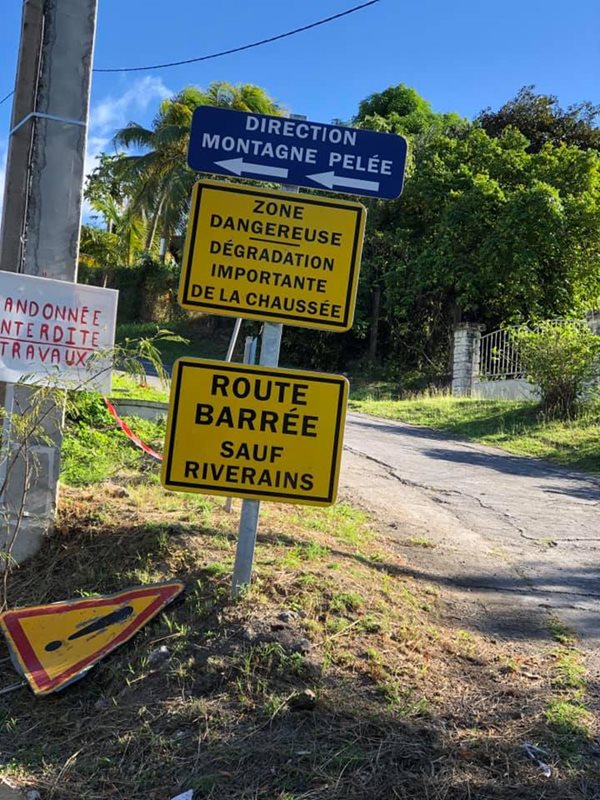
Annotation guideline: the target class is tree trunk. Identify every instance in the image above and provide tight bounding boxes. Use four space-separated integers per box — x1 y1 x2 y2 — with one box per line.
368 284 381 362
450 297 463 325
159 215 169 263
145 195 164 252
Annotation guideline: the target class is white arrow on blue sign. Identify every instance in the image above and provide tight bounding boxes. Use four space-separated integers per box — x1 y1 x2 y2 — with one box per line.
188 107 408 200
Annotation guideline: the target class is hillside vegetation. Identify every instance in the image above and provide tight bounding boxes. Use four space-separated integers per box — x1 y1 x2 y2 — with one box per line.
82 82 600 381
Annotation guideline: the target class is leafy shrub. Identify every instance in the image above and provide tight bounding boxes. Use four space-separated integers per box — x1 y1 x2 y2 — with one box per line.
511 320 600 417
65 391 112 426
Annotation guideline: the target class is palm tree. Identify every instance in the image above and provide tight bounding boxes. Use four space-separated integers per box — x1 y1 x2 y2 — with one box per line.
113 82 282 260
202 81 284 114
82 153 147 274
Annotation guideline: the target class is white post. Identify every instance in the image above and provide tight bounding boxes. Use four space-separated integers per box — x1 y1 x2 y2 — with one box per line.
231 323 282 596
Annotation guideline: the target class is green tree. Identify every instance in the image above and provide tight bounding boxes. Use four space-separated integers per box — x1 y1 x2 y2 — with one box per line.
81 154 147 279
354 83 464 136
355 97 600 376
85 153 133 216
477 85 600 153
79 224 122 276
349 85 467 364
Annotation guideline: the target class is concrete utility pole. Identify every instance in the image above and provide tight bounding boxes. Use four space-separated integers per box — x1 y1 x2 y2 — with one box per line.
0 0 98 564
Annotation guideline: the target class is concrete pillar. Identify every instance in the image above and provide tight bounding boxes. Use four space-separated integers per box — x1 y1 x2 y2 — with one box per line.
452 324 484 397
0 0 97 565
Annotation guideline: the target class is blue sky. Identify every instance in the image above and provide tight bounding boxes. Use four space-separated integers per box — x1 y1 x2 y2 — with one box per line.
1 0 599 214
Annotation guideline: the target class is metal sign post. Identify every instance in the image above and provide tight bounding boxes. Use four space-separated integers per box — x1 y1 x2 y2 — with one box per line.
175 110 392 598
225 318 243 362
224 334 258 513
222 317 243 514
232 175 296 597
231 322 282 596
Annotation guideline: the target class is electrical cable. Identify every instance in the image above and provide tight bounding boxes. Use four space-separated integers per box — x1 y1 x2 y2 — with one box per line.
0 89 15 107
0 1 379 112
93 0 379 73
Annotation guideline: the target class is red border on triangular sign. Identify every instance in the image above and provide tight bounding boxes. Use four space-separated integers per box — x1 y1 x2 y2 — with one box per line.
0 581 184 695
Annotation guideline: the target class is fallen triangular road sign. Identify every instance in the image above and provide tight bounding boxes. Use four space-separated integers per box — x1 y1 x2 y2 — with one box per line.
0 581 184 695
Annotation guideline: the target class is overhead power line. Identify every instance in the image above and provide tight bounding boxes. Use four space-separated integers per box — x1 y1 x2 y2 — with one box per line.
93 0 379 73
0 89 15 107
0 1 379 109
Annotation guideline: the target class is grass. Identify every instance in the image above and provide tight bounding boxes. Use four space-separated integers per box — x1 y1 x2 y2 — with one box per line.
552 649 587 691
0 420 597 799
543 616 593 764
545 699 593 739
289 502 372 547
548 615 578 646
110 372 169 403
61 413 165 486
405 535 435 548
348 393 600 473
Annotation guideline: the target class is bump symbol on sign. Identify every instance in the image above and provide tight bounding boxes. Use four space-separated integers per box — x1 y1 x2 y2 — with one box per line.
44 605 134 652
0 582 184 695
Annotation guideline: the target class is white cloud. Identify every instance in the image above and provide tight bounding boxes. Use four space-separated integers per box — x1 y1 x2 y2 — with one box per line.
89 75 171 137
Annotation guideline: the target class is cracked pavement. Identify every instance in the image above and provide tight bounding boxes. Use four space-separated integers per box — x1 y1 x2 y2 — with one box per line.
340 412 600 669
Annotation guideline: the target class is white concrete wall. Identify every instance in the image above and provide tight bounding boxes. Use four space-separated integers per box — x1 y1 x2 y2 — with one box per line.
473 379 539 401
111 399 169 421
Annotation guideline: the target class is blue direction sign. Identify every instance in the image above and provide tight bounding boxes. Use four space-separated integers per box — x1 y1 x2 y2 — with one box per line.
188 107 408 200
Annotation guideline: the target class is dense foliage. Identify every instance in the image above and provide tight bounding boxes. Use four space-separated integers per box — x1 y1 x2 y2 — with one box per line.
341 84 600 383
80 82 600 385
477 86 600 153
511 321 600 417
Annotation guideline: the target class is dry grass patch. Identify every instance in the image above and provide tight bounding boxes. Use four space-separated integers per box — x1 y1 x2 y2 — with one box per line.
0 479 597 799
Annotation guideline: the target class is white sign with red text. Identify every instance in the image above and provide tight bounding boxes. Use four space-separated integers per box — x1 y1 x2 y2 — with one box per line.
0 270 118 392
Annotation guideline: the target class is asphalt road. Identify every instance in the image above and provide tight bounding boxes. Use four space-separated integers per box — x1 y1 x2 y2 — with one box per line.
340 412 600 661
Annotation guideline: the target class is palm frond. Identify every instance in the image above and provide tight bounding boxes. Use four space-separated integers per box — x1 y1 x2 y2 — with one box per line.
113 123 155 150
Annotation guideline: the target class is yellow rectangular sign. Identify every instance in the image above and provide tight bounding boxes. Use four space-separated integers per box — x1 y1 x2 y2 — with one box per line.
161 358 349 506
178 181 366 332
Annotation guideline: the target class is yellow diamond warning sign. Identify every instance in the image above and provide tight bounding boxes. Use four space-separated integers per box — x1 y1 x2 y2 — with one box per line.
178 181 366 332
161 359 349 506
0 582 184 695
